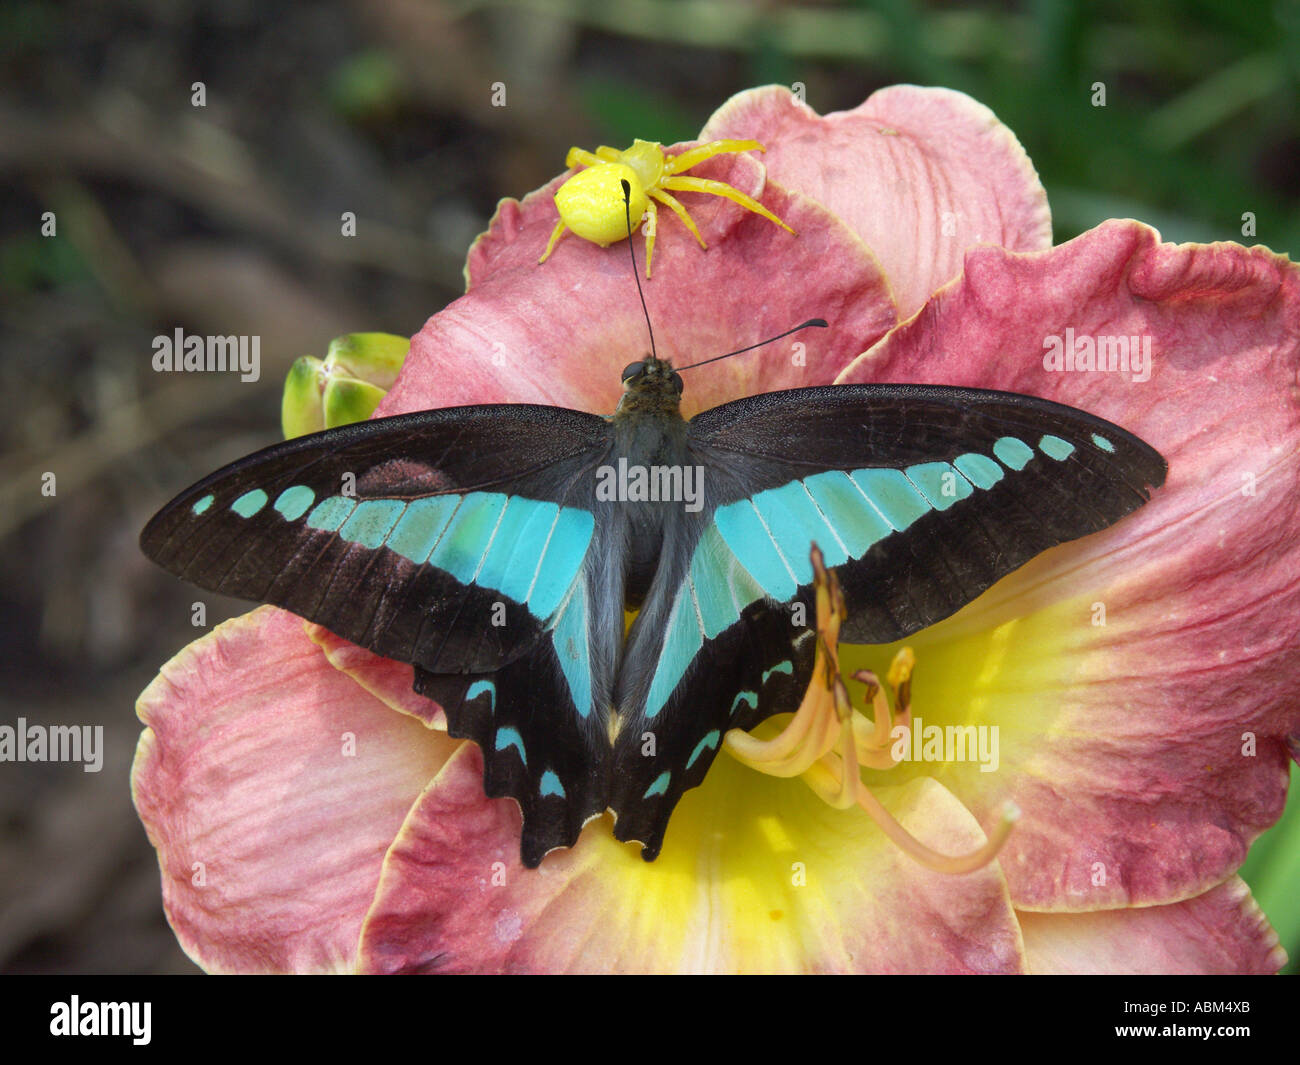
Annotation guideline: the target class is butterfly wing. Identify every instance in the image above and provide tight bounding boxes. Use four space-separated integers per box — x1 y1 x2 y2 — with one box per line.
141 404 620 864
689 383 1167 643
607 383 1166 858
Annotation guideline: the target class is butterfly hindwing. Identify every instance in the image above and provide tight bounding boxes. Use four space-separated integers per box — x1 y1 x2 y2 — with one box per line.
415 645 610 867
413 504 632 866
604 501 818 858
609 584 814 859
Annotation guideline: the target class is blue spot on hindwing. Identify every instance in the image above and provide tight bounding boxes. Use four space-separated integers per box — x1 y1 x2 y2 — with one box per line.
550 582 592 718
466 679 496 711
494 727 526 765
643 771 671 798
540 770 565 798
644 591 704 719
1091 433 1116 454
731 691 757 714
191 494 214 516
762 660 793 684
686 731 721 770
690 530 737 638
688 525 764 639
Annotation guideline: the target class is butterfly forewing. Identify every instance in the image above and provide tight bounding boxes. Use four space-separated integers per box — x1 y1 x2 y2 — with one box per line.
687 383 1166 643
141 405 612 670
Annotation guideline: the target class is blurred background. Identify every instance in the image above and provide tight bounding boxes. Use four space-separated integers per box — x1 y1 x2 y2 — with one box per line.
0 0 1296 973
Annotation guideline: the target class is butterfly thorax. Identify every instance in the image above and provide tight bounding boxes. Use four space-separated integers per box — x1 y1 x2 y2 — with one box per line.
603 356 694 606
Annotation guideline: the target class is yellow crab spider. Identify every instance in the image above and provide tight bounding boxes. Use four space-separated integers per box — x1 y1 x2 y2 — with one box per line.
537 138 795 278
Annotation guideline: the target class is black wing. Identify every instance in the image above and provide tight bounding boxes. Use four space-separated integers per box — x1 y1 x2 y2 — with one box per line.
689 383 1166 643
605 383 1166 859
141 404 620 864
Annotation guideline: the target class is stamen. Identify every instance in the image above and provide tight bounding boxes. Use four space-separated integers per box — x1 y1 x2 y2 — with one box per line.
851 671 892 748
818 676 861 809
854 786 1021 875
888 647 914 712
724 637 843 777
723 543 1018 875
725 547 845 777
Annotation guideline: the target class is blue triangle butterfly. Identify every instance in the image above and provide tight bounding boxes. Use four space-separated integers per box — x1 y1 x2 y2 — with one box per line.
141 197 1166 867
141 349 1165 866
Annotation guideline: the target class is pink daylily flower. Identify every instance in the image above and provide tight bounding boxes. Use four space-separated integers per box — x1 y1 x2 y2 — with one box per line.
132 85 1299 974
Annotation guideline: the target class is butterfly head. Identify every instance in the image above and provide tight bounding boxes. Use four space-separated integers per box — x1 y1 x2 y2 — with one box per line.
616 355 684 416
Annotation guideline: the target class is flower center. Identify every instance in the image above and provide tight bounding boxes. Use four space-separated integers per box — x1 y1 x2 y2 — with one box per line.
723 545 1019 874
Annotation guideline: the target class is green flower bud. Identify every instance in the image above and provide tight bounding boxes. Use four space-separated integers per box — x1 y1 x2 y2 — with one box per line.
281 356 327 439
322 376 389 431
324 332 409 390
280 333 410 439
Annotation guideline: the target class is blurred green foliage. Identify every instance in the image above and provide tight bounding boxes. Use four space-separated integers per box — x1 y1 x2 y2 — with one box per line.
1239 762 1300 973
566 0 1297 253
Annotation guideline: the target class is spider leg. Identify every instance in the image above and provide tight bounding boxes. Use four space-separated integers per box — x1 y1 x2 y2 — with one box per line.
641 198 659 278
664 138 764 174
537 217 569 264
660 175 795 234
647 188 707 250
564 146 618 169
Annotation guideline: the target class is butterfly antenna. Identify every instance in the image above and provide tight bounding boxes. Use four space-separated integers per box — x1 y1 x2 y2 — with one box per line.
621 179 657 361
676 319 828 372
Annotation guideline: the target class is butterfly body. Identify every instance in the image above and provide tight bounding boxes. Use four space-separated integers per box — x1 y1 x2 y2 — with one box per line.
142 355 1166 867
606 357 693 601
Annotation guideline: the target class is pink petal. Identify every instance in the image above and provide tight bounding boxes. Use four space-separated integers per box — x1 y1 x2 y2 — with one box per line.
305 622 445 729
701 85 1052 318
377 150 896 420
131 607 452 972
844 221 1300 908
357 749 1025 974
1019 877 1287 973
